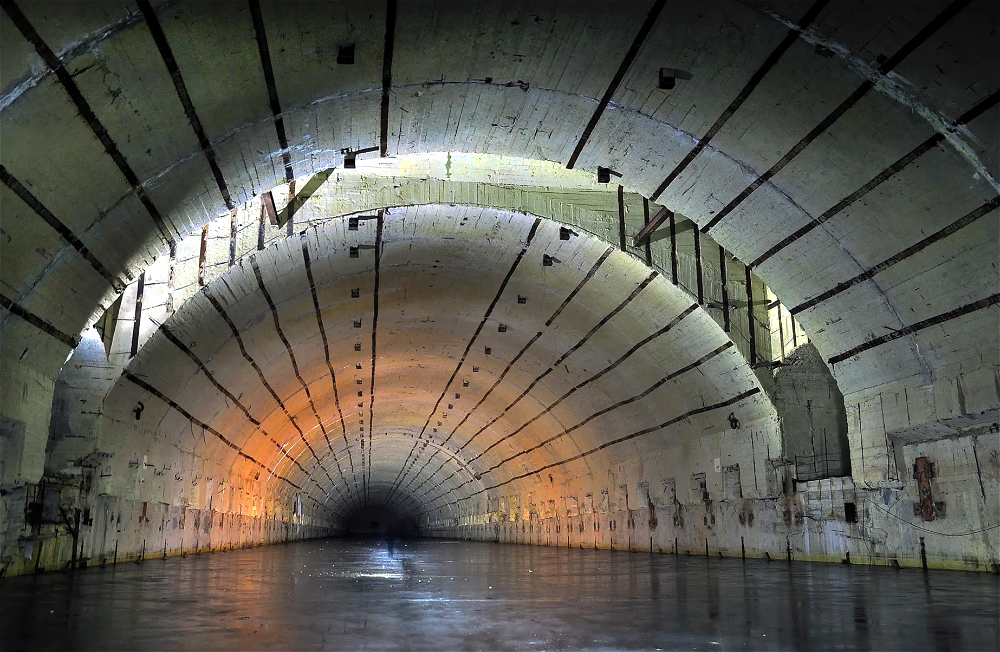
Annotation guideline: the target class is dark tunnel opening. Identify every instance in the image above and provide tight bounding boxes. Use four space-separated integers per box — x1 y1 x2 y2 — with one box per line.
1 0 998 648
342 504 419 540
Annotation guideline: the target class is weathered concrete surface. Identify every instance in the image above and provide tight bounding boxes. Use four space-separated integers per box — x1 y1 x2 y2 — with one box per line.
772 343 850 479
1 1 997 577
111 157 773 376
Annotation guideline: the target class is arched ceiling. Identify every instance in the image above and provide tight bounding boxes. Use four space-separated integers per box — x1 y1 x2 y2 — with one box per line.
103 206 770 518
1 0 997 498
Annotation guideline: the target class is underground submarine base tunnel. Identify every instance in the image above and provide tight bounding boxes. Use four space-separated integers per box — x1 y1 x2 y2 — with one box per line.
2 0 1000 649
3 200 998 651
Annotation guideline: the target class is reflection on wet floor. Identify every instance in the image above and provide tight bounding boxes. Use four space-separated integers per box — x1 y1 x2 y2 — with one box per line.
1 537 998 651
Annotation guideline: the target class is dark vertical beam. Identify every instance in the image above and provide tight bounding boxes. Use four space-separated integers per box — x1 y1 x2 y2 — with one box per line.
693 226 704 304
262 191 279 225
649 0 829 201
229 209 238 267
0 294 79 349
791 312 798 348
248 0 294 183
719 245 730 332
285 181 295 237
642 198 652 266
380 0 398 157
257 202 266 251
136 0 234 211
198 225 208 286
745 265 757 365
301 238 359 507
385 219 542 505
0 166 125 292
669 210 678 285
617 185 627 252
1 0 174 245
565 0 668 168
130 272 145 358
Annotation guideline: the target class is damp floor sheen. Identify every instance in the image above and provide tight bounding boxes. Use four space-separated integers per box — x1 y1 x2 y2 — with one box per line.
1 538 997 651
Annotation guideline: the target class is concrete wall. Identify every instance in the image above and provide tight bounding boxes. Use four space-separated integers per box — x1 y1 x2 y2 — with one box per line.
773 343 851 479
422 428 1000 573
1 0 997 576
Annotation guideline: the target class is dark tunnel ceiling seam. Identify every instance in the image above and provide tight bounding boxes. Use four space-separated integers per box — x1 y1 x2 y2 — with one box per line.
201 288 329 464
0 0 175 245
617 185 627 252
642 198 653 266
320 437 474 514
565 0 667 169
471 302 700 466
457 270 658 454
0 294 79 349
394 268 660 510
483 341 736 479
156 323 347 505
121 371 340 517
251 259 341 489
701 0 973 234
383 217 542 505
136 0 234 211
424 340 734 506
791 196 1000 315
433 387 762 511
0 166 128 293
368 211 385 506
248 0 294 183
380 0 397 156
442 244 614 437
384 217 543 503
828 293 1000 366
301 238 359 505
300 240 348 452
398 247 615 499
751 91 1000 269
648 0 829 202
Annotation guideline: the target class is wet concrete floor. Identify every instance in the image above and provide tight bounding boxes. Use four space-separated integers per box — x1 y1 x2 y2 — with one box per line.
1 537 998 651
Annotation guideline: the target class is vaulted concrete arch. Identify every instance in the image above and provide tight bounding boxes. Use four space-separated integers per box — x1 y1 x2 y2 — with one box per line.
1 0 997 574
98 206 774 531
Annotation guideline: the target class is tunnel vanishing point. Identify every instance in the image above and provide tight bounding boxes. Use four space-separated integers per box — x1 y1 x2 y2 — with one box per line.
0 0 998 580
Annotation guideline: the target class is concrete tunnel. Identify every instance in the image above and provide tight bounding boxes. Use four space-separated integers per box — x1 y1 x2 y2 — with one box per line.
0 0 998 649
